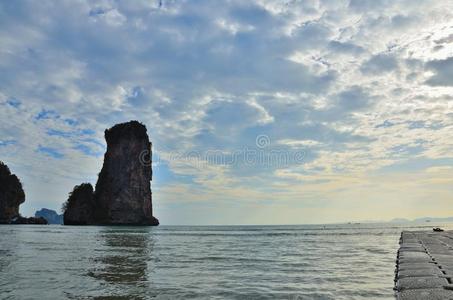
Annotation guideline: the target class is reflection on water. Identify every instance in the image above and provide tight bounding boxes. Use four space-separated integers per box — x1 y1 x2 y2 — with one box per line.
0 226 159 300
0 249 11 273
88 229 151 286
79 228 156 300
2 223 453 299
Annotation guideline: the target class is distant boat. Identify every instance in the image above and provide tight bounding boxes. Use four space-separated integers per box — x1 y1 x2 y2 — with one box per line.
433 227 444 232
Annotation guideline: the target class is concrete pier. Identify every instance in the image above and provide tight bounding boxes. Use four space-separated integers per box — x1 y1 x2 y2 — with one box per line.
395 231 453 299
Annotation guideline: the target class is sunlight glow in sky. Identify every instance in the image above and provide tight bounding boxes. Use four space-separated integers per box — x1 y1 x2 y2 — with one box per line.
2 0 453 224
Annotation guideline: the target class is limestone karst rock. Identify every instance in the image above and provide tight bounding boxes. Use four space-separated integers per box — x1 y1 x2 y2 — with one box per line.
62 183 95 225
94 121 158 225
0 161 25 224
63 121 159 226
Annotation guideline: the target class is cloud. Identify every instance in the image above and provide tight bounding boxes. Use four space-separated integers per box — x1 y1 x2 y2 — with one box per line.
360 53 398 74
331 86 374 112
37 146 64 159
293 22 332 48
390 14 417 29
0 140 16 147
327 40 365 55
425 57 453 86
375 120 395 128
348 0 392 11
2 0 453 223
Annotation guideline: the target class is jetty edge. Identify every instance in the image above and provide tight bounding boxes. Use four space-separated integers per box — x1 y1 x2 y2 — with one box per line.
395 230 453 299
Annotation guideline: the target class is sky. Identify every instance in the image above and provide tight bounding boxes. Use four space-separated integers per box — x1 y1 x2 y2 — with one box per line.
1 0 453 225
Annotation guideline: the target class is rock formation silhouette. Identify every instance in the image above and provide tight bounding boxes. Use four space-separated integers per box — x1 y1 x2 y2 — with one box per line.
0 161 47 224
63 183 95 225
0 161 25 223
63 121 159 226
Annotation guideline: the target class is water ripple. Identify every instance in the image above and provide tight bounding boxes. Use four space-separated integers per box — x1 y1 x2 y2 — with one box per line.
1 223 453 299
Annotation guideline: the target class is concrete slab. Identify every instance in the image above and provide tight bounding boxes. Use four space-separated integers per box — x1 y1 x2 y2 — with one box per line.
395 231 453 297
398 258 434 264
397 268 444 278
397 288 453 300
399 252 431 259
396 277 448 290
397 262 438 271
399 251 428 259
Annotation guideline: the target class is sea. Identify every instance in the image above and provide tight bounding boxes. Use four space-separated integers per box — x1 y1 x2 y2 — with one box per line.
1 222 452 300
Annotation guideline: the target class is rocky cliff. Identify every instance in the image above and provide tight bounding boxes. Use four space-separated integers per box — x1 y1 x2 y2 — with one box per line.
0 161 25 224
63 121 159 226
94 121 158 225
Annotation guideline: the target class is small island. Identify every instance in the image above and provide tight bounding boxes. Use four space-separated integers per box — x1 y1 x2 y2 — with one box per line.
35 208 63 224
63 120 159 226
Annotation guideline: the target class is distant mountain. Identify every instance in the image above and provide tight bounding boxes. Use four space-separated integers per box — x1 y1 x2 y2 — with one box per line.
389 218 411 223
35 208 63 224
413 217 453 223
389 217 453 223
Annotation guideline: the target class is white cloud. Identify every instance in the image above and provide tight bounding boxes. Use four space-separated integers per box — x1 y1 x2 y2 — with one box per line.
2 0 453 223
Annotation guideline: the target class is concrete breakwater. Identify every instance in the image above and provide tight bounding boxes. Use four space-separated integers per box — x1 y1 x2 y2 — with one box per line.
395 231 453 299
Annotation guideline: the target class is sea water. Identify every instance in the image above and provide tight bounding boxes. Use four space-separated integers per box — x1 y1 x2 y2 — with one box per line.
1 223 452 299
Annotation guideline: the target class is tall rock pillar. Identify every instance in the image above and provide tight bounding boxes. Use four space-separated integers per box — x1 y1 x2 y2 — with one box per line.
94 121 158 225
